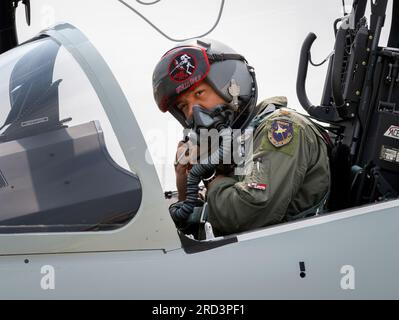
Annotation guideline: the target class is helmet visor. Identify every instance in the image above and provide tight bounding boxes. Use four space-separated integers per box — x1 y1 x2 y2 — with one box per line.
153 46 210 112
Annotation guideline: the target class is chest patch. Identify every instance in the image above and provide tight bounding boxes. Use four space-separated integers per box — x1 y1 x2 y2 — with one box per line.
268 120 294 148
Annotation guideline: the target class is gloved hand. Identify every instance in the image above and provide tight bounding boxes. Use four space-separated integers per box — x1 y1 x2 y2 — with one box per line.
169 200 205 233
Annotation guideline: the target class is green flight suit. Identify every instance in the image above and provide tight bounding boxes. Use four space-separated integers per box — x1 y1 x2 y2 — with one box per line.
206 97 330 236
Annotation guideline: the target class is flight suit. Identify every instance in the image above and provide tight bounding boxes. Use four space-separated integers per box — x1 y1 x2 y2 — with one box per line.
206 97 330 236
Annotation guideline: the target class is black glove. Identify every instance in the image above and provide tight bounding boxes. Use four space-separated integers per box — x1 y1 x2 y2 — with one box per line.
169 200 205 233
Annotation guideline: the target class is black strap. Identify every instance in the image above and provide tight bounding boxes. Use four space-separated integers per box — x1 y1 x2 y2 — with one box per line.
303 115 335 152
208 53 248 64
353 0 368 27
388 0 399 48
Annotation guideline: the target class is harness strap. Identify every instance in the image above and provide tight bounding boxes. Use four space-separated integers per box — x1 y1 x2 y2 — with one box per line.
207 53 248 64
388 0 399 48
249 103 277 131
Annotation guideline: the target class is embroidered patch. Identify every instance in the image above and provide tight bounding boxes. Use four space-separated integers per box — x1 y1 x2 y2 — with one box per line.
268 120 294 148
169 52 197 82
247 182 267 191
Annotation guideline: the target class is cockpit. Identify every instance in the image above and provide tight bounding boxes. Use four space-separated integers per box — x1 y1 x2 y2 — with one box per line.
0 5 398 254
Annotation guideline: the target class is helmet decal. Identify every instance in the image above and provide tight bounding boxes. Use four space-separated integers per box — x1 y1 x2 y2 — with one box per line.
154 46 210 111
168 52 197 82
175 74 203 95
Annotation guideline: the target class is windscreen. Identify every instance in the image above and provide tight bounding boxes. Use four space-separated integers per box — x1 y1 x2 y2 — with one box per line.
0 35 142 233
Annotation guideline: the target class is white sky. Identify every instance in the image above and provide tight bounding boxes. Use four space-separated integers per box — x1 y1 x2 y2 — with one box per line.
16 0 393 190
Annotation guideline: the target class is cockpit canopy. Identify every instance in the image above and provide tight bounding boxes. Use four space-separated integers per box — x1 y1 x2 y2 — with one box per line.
0 26 142 233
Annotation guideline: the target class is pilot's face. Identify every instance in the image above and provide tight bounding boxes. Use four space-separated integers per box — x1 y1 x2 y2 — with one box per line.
175 81 227 120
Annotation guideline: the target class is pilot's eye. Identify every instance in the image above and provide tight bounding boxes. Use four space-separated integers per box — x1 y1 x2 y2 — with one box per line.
195 89 205 97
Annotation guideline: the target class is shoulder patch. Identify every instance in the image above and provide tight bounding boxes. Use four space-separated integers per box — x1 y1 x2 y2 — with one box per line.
268 120 293 148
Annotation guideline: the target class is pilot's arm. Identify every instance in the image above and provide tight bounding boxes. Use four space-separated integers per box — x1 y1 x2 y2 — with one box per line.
206 111 330 236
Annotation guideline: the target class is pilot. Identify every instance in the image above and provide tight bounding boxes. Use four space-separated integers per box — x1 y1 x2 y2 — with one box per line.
152 39 330 237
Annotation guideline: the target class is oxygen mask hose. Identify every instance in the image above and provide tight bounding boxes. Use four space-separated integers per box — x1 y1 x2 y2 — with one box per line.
170 127 232 225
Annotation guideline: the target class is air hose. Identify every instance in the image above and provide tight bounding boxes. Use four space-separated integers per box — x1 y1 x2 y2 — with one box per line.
170 127 232 224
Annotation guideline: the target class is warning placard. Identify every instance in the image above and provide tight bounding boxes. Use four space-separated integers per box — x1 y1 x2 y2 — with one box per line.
380 145 399 163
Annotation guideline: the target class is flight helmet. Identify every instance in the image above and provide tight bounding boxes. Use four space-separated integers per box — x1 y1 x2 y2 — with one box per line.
152 38 258 130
